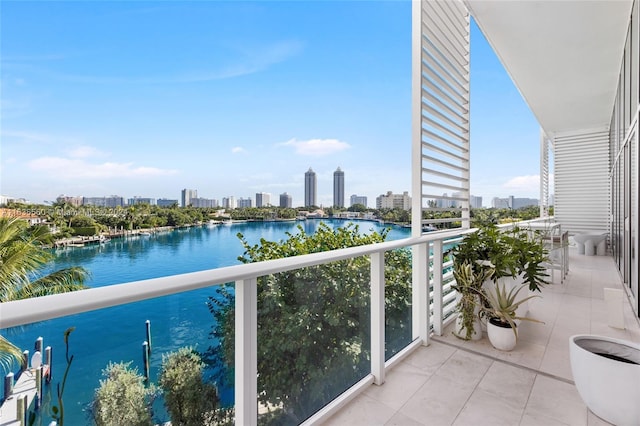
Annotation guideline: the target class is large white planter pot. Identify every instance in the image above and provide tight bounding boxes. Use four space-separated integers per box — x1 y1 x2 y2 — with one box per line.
569 335 640 426
487 318 516 351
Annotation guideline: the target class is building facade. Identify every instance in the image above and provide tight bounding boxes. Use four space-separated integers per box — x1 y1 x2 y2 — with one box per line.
255 192 271 208
333 167 345 208
280 192 292 208
376 191 411 210
181 189 197 208
157 199 179 208
82 196 124 208
470 195 483 209
128 197 156 206
350 194 368 207
238 198 253 208
304 168 317 207
222 196 237 210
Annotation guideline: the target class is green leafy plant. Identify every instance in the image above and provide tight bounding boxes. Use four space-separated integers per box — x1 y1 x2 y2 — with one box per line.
50 327 75 426
91 362 157 426
206 223 412 424
483 282 543 338
449 223 549 292
158 347 227 426
451 261 494 340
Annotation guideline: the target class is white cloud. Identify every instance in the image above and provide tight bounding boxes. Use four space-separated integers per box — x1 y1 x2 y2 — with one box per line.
177 40 304 83
278 138 350 156
46 40 304 85
231 146 247 154
67 145 107 158
2 130 54 144
28 157 178 179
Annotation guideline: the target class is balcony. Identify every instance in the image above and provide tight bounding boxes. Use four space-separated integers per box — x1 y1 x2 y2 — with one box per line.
0 224 637 425
322 246 640 426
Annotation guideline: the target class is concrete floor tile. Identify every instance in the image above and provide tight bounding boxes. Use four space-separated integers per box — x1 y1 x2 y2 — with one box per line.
434 349 493 386
364 363 432 410
321 393 396 426
524 375 587 425
453 388 523 426
399 373 476 426
476 361 536 409
384 412 425 426
539 345 573 381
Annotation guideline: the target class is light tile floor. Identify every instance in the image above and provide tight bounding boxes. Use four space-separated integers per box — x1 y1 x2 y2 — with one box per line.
322 248 640 426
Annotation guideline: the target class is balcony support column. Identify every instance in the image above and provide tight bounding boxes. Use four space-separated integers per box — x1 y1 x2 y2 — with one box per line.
371 251 386 385
412 241 430 345
235 277 258 426
431 240 444 336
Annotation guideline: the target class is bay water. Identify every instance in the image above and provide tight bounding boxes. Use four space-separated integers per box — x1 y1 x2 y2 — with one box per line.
2 219 409 425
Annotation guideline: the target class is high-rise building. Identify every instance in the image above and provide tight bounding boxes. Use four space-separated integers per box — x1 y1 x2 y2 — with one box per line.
56 195 83 207
157 198 179 207
375 191 412 210
304 168 317 207
255 192 271 208
280 192 292 208
333 167 345 208
222 196 237 209
191 197 218 208
350 194 368 208
181 189 197 207
83 195 124 208
470 195 483 209
128 196 156 206
238 198 253 208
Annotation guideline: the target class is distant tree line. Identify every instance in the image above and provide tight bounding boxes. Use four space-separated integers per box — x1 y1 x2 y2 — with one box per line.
2 201 551 239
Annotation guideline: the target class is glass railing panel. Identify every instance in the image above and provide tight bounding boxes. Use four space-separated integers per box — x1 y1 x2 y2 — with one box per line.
256 258 371 425
384 247 413 360
1 284 234 426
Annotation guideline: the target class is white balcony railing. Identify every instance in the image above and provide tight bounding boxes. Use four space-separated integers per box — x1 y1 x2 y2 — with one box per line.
0 219 551 425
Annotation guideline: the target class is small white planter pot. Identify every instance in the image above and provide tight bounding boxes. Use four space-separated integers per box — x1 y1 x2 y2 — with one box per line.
487 318 516 351
570 335 640 426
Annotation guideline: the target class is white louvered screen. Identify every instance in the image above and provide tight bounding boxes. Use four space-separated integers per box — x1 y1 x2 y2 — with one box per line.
412 0 470 235
554 129 610 233
540 129 550 217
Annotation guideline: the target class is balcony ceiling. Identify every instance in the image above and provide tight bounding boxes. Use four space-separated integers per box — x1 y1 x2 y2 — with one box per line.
465 0 633 137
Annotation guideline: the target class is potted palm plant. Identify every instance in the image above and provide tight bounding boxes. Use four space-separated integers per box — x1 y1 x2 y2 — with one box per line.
482 281 543 351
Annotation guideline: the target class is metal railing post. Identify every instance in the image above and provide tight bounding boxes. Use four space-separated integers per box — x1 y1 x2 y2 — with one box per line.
412 241 429 345
235 278 257 426
431 240 444 336
371 251 385 385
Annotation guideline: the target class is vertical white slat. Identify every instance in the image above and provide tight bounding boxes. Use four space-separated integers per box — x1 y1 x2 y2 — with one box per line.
412 0 424 239
540 128 550 218
370 251 385 385
412 241 429 345
235 278 257 426
431 240 444 336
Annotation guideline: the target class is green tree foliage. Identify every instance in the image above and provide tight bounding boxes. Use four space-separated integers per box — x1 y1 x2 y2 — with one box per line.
0 218 89 302
92 362 157 426
347 203 367 213
158 347 224 426
206 223 412 424
0 217 88 370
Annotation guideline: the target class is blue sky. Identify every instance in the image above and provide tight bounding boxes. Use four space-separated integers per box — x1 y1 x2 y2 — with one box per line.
1 1 542 208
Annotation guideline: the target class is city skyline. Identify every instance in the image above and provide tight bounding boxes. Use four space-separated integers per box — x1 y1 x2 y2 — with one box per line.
2 2 544 208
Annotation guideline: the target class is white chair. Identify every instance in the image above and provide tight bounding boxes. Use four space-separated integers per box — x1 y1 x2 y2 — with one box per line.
542 226 568 284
